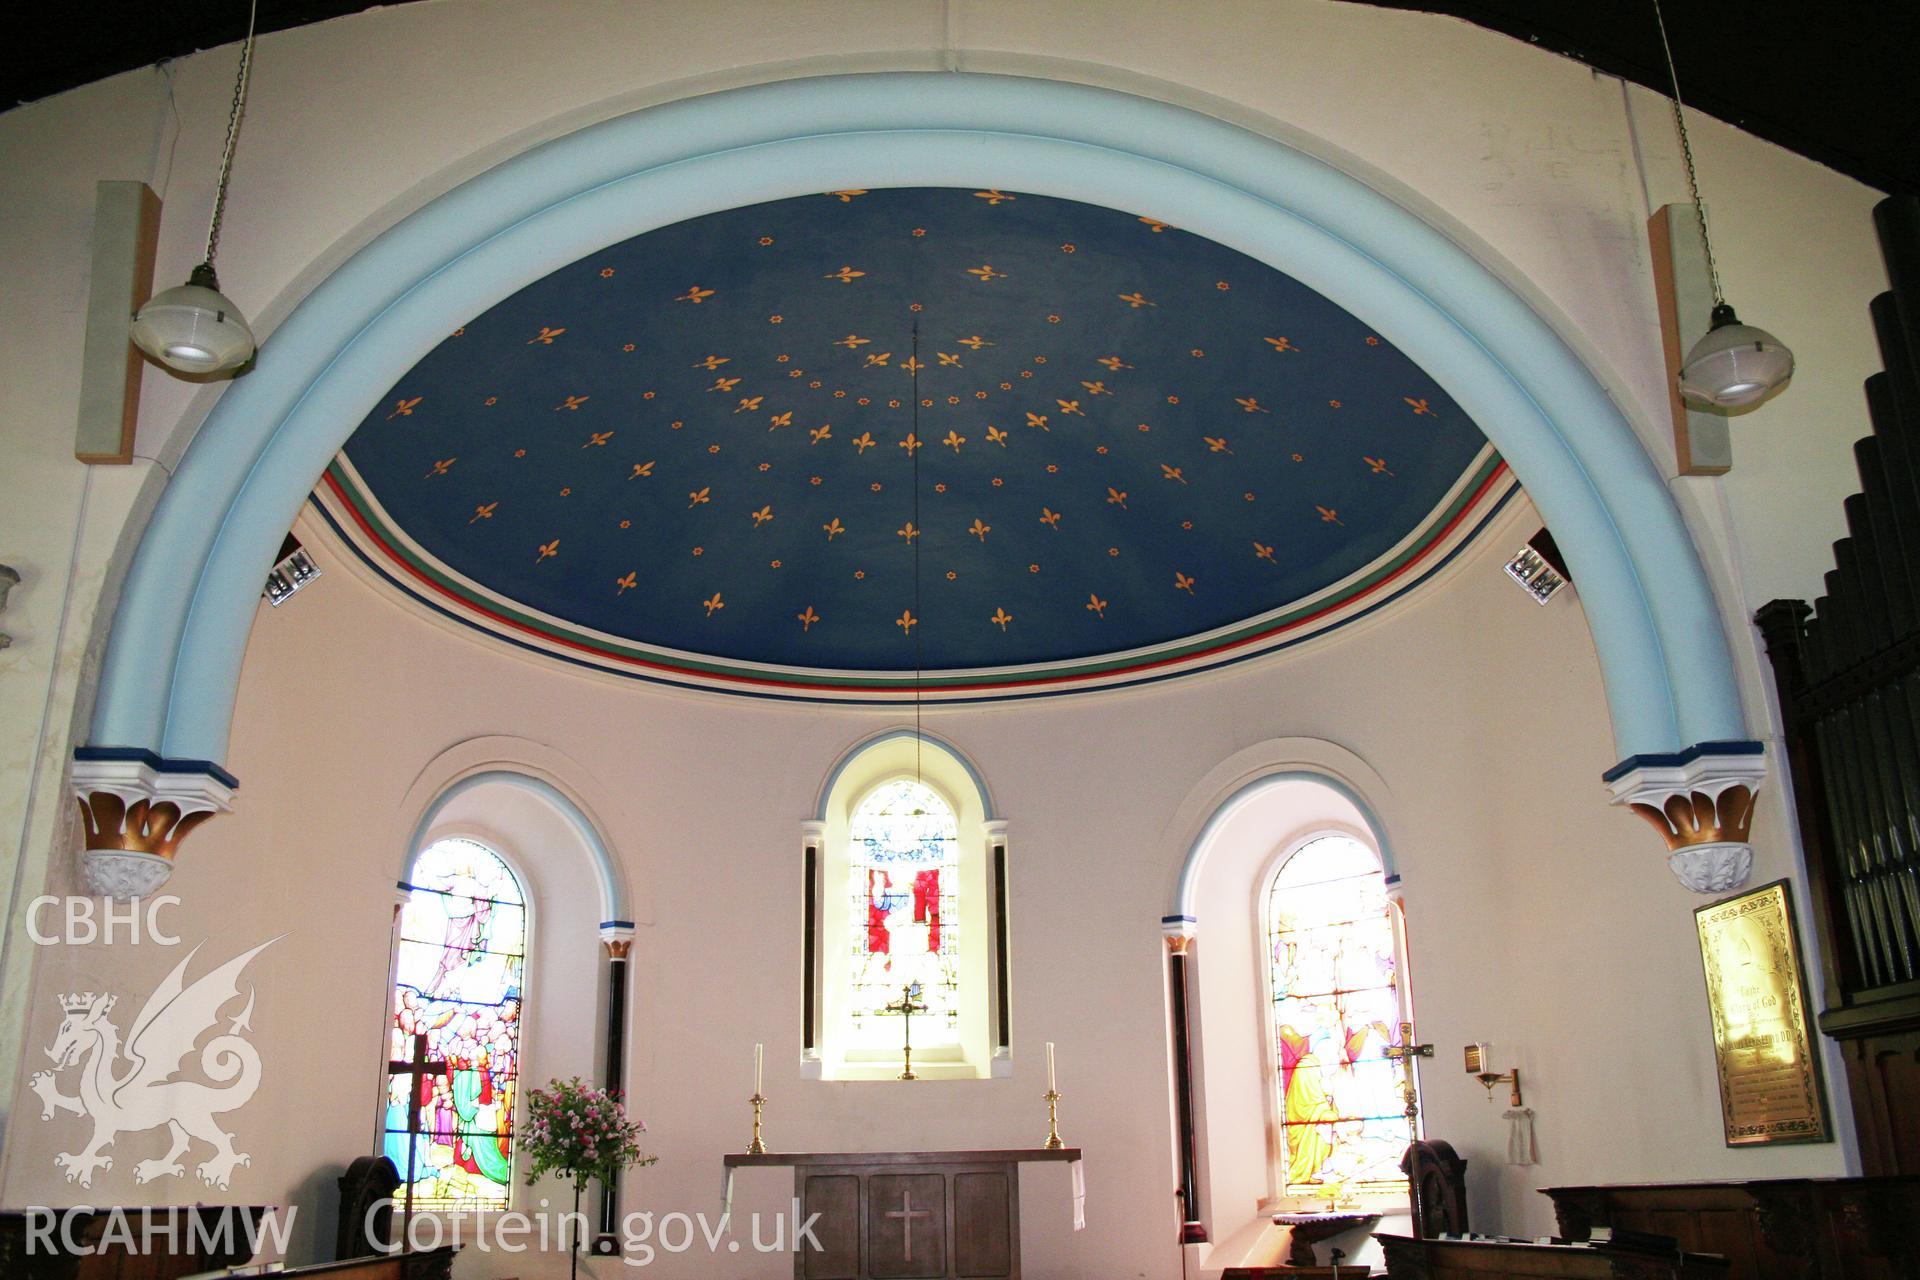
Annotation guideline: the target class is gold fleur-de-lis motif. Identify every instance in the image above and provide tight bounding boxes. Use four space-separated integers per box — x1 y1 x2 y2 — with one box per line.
973 189 1016 205
990 607 1013 631
1096 355 1134 371
986 426 1009 446
1039 506 1063 531
424 457 457 478
897 521 919 544
958 335 994 350
969 518 992 542
1405 397 1435 416
1025 412 1050 432
824 266 867 284
735 396 764 413
1317 505 1344 525
535 539 560 563
1254 541 1277 564
629 461 655 479
688 487 712 508
798 605 821 632
1205 436 1233 454
896 609 918 634
1161 464 1188 485
555 395 590 411
1174 571 1197 596
810 424 833 445
1118 291 1157 308
693 354 731 370
616 571 638 596
709 377 742 393
828 189 868 202
1086 593 1109 618
1081 380 1113 397
768 411 793 431
1106 487 1128 509
387 396 423 419
675 286 716 304
942 430 966 453
863 352 892 367
469 501 498 524
852 431 877 454
937 351 964 367
834 334 871 348
1235 396 1270 414
898 433 922 456
703 592 725 617
527 327 567 345
967 264 1007 282
1264 336 1299 354
1138 216 1171 232
751 505 774 528
583 431 614 448
1364 455 1395 475
1056 399 1084 416
899 356 925 376
823 516 846 541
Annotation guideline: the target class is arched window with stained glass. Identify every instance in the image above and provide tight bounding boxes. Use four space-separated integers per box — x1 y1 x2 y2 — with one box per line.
846 779 961 1057
1265 832 1411 1199
387 837 525 1210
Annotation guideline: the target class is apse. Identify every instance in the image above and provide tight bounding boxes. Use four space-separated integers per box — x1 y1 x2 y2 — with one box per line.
317 187 1504 699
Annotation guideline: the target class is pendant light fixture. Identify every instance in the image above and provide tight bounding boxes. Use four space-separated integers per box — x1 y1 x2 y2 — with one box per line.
131 0 259 377
910 322 925 793
1653 0 1793 412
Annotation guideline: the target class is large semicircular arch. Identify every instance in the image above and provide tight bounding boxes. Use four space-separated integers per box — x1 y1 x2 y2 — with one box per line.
91 72 1746 768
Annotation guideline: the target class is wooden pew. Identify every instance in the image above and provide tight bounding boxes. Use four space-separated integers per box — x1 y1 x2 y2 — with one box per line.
1376 1232 1728 1279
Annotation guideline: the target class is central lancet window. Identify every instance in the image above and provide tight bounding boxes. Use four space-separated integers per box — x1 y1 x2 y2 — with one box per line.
387 837 526 1210
808 735 1005 1081
1265 833 1411 1198
847 779 962 1051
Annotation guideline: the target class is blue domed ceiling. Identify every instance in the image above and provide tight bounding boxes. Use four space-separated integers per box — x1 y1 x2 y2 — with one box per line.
318 187 1514 700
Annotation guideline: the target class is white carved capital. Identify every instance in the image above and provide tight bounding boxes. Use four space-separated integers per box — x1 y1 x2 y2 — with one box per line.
1604 743 1765 894
71 751 237 900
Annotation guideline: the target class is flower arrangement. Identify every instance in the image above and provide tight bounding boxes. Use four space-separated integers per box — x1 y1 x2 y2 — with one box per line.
522 1077 656 1276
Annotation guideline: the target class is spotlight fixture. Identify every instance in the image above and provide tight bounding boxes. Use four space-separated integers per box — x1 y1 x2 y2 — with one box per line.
263 535 320 606
1653 0 1792 412
131 1 259 377
1504 528 1570 605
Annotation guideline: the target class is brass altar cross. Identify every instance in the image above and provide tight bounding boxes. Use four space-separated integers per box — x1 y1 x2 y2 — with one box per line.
387 1032 450 1226
887 1188 933 1261
1382 1021 1433 1125
884 983 929 1081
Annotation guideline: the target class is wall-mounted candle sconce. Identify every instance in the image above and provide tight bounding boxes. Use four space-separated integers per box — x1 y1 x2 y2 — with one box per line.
1465 1042 1523 1106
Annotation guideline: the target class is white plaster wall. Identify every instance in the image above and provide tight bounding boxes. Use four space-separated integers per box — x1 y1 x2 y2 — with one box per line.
0 0 1893 1271
0 490 1850 1277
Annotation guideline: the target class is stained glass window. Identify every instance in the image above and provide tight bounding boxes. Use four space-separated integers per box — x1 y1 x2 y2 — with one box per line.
387 837 524 1210
1266 833 1411 1196
847 779 960 1054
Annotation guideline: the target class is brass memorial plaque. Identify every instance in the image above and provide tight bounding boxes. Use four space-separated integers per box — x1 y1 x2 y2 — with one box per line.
1694 880 1828 1146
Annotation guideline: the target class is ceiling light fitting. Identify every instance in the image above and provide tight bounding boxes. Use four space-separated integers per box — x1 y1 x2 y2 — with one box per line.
1653 0 1792 412
131 0 258 377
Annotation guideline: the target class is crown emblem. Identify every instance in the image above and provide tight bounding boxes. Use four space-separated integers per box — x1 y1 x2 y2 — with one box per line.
59 991 112 1015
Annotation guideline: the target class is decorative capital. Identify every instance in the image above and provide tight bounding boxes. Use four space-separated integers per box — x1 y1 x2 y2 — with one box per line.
981 819 1010 842
1604 742 1764 893
601 921 637 959
1161 915 1196 956
72 749 237 899
800 820 827 847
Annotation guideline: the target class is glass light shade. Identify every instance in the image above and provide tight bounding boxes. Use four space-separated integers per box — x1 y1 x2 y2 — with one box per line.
131 269 255 375
1679 303 1793 411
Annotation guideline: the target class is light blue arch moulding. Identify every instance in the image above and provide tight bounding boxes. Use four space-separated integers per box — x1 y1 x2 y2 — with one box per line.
88 72 1752 780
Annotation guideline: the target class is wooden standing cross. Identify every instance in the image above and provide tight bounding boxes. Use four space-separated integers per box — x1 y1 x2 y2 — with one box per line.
388 1032 450 1231
884 983 929 1081
1383 1021 1433 1125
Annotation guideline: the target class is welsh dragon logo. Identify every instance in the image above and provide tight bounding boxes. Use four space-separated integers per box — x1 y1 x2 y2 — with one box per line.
30 938 278 1189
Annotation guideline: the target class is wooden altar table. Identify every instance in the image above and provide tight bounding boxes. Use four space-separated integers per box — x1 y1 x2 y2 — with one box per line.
722 1148 1083 1279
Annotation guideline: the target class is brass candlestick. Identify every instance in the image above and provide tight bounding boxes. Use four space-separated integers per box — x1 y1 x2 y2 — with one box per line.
746 1092 768 1155
1043 1089 1063 1150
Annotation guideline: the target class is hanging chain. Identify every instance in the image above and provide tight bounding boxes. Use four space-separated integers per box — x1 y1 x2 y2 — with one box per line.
1651 0 1724 307
203 0 259 274
911 322 923 786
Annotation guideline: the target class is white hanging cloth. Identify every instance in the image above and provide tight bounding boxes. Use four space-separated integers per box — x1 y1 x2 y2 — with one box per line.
1504 1108 1538 1165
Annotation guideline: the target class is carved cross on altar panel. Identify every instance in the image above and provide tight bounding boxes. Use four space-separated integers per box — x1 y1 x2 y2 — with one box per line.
1383 1021 1434 1125
888 1189 932 1261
